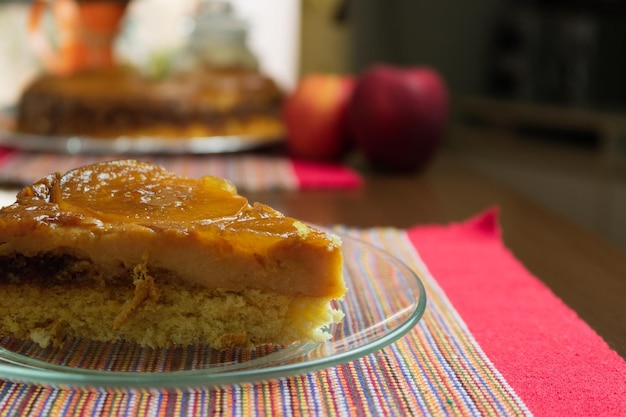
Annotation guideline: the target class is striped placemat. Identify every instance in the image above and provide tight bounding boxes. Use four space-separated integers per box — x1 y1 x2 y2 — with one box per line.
0 150 362 192
0 223 532 417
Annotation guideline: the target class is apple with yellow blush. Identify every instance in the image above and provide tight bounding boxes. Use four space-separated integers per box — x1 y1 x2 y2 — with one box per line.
282 74 355 161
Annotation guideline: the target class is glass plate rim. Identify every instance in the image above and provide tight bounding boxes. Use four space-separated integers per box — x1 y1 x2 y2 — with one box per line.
0 229 427 389
0 106 284 155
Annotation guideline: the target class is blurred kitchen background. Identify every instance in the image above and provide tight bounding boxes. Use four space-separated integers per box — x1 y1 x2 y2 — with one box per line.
1 0 625 248
307 0 626 249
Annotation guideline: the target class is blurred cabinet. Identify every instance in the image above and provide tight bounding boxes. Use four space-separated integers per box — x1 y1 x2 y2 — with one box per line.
487 2 626 110
347 0 504 95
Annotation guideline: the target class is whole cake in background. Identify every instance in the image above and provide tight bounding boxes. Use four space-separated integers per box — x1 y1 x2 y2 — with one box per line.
17 66 285 139
16 0 285 140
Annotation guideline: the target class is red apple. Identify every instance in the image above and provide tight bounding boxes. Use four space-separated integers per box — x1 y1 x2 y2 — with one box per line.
347 65 448 171
282 74 355 161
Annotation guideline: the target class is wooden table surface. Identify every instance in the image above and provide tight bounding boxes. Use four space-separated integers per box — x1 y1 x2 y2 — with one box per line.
247 152 626 359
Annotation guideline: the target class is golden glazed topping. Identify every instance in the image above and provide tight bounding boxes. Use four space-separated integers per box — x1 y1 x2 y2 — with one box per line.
51 160 247 224
11 160 249 229
7 160 337 246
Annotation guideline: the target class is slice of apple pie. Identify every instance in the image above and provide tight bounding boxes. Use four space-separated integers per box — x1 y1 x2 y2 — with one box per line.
0 160 346 349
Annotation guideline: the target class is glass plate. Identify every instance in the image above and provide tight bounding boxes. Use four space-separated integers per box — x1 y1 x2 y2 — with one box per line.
0 231 427 390
0 108 283 155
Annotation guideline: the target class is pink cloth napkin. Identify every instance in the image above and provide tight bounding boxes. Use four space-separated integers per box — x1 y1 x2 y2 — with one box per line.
0 148 12 165
291 159 363 189
407 208 626 417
